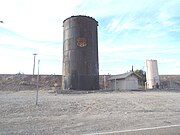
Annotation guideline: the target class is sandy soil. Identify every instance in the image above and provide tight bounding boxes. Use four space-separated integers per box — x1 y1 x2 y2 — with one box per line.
0 90 180 135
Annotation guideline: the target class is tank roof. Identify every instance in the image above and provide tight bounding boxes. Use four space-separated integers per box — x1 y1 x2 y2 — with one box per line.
63 15 98 24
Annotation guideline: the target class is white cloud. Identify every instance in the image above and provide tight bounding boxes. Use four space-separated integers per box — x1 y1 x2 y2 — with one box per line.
146 32 165 38
0 0 84 42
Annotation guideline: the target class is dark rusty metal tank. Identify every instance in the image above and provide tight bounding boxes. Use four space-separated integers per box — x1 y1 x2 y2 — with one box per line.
62 15 99 90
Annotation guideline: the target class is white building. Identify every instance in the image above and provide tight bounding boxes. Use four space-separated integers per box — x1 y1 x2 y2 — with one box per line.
108 72 141 90
146 59 160 89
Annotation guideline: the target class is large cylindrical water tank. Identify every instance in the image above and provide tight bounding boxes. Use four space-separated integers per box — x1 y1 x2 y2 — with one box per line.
146 59 160 89
62 15 99 90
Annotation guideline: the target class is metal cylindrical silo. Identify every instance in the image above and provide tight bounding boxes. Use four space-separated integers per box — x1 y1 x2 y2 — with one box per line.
146 59 160 89
62 15 99 90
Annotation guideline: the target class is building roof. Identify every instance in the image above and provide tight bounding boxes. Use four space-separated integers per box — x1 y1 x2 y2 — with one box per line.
108 71 142 80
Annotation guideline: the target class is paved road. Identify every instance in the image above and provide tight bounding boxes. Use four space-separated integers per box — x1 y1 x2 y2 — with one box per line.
85 124 180 135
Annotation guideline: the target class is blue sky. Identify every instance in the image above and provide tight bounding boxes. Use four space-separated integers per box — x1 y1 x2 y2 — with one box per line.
0 0 180 75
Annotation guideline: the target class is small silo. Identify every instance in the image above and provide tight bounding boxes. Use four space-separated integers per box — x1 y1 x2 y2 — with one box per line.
146 59 160 89
62 15 99 90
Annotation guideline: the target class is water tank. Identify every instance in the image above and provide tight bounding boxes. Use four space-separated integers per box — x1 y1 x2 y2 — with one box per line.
146 59 160 89
62 15 99 90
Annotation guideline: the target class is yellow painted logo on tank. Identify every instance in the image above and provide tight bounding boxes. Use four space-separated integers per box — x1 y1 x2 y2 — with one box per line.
77 38 87 47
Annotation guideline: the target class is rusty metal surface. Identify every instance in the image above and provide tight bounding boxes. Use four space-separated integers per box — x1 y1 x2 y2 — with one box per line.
62 15 99 90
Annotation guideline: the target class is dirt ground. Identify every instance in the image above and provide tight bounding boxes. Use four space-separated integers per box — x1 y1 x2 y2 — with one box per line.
0 90 180 135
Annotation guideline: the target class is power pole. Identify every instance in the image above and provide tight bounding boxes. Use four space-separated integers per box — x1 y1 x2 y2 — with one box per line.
33 53 37 75
36 60 40 105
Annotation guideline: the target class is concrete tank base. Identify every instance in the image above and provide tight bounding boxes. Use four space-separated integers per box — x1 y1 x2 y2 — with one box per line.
63 75 99 90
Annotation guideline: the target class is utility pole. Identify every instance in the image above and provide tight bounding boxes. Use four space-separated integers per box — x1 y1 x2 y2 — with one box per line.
36 60 40 105
33 53 37 75
115 77 117 91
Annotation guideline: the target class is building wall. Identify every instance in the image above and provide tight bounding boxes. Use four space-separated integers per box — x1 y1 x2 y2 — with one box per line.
110 75 138 90
110 79 126 90
125 75 138 90
117 79 126 90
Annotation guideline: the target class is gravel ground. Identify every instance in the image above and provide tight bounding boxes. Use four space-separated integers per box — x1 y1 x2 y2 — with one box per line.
0 90 180 135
